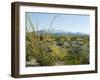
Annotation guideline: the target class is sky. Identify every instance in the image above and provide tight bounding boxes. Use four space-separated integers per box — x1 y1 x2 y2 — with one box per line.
26 12 90 34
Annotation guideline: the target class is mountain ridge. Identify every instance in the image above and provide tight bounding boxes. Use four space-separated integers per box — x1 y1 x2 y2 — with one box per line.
36 29 89 36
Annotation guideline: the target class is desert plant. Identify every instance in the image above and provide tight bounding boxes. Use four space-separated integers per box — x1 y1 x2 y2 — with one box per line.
37 53 56 66
25 13 89 66
25 13 59 66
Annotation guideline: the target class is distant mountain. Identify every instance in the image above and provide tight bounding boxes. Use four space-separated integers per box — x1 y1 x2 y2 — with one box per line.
36 30 89 36
37 30 64 33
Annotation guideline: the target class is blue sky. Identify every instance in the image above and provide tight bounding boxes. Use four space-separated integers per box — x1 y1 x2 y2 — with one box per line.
26 12 90 34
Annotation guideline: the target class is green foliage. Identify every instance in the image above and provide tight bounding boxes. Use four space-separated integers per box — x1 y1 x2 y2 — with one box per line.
63 55 80 65
37 54 56 66
62 41 89 65
25 14 89 66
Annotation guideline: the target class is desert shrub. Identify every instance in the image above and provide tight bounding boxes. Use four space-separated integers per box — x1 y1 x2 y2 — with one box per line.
63 40 89 65
63 55 81 65
62 42 82 65
80 56 89 64
79 47 89 64
26 40 33 61
37 54 56 66
25 14 89 66
49 45 66 61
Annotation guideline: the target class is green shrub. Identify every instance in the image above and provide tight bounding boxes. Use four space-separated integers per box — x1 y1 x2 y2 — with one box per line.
37 54 56 66
63 55 81 65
